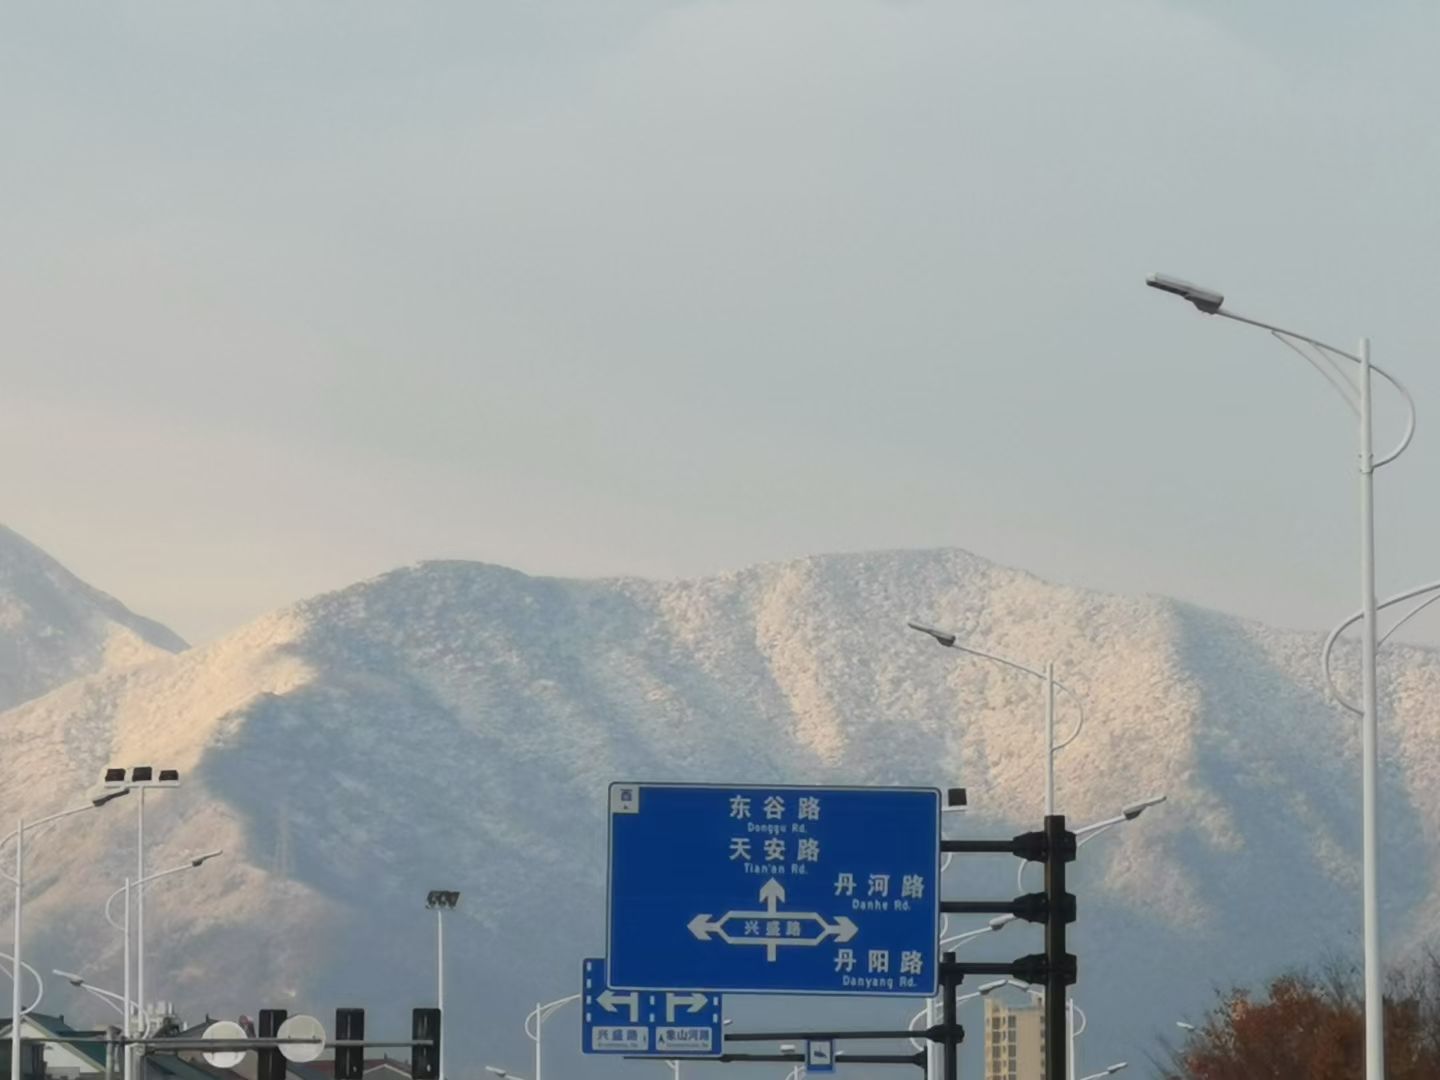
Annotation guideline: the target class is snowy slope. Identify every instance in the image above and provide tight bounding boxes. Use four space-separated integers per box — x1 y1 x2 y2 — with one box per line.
0 524 186 710
2 549 1438 1077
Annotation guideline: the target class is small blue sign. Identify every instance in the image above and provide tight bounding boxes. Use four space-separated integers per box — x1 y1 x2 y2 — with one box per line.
581 958 724 1057
606 783 940 996
806 1039 837 1074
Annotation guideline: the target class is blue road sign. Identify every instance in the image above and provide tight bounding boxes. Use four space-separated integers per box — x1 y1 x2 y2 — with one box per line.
606 783 940 996
581 958 724 1057
806 1040 837 1074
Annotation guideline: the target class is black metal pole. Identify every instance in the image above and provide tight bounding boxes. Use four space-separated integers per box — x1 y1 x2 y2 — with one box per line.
1045 815 1067 1080
940 949 959 1080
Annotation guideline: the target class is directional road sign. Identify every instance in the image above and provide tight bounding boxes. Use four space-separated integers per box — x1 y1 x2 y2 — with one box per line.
606 783 940 995
806 1039 837 1074
581 957 724 1057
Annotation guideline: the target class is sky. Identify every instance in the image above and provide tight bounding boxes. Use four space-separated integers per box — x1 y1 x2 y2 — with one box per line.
4 0 1440 645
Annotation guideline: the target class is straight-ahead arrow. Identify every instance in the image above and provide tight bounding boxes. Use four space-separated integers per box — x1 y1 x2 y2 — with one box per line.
759 879 786 913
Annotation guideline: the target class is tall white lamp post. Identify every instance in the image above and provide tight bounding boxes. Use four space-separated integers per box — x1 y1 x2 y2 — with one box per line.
2 788 131 1080
425 891 460 1080
1147 274 1419 1080
908 623 1085 815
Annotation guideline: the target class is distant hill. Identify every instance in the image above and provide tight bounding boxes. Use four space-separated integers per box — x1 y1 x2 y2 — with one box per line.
2 545 1437 1076
0 523 185 710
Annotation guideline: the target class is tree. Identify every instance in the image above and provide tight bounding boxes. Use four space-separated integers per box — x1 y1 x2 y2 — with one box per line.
1161 953 1440 1080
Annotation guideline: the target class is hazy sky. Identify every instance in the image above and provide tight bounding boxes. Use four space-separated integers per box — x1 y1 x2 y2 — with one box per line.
4 1 1440 644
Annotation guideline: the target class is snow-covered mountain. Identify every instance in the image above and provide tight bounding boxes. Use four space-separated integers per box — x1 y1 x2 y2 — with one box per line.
0 524 186 711
3 547 1438 1077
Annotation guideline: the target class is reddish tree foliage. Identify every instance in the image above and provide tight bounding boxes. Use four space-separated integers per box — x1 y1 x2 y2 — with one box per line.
1161 955 1440 1080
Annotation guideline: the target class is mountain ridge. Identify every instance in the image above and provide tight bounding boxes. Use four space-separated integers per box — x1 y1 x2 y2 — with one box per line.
1 543 1438 1076
0 523 187 711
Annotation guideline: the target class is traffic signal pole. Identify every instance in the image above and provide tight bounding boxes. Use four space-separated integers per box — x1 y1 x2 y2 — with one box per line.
1044 815 1072 1080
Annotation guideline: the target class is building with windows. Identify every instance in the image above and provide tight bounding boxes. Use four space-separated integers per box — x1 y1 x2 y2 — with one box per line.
982 995 1045 1080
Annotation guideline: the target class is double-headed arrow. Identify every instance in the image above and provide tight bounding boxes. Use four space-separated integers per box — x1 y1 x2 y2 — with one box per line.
688 881 860 961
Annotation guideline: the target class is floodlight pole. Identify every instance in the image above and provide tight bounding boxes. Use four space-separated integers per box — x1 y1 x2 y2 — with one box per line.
437 908 445 1080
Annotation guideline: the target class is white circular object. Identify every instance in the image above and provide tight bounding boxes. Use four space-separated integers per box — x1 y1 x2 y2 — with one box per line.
278 1014 327 1063
202 1021 247 1069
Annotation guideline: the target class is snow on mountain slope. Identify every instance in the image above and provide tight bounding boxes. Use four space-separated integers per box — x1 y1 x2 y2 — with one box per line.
0 524 186 710
3 548 1438 1076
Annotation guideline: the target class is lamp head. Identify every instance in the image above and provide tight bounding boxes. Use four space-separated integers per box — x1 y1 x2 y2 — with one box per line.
484 1068 507 1078
977 979 1007 995
191 850 224 868
1122 794 1167 820
91 787 131 808
55 970 86 988
988 914 1016 930
426 889 461 909
1146 274 1224 314
907 621 957 648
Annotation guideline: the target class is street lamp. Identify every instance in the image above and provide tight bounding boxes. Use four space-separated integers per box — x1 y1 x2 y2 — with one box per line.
520 994 579 1080
3 786 131 1080
1078 1065 1127 1080
1016 797 1165 893
103 765 179 1053
424 890 459 1080
1175 1021 1196 1033
101 851 222 1080
1147 275 1419 1080
980 979 1090 1080
0 954 45 1020
912 918 1013 1080
908 622 1085 815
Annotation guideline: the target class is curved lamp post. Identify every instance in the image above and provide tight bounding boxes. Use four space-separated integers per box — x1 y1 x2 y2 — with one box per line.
1147 273 1419 1080
100 851 222 1080
2 788 131 1080
908 622 1085 815
0 954 44 1019
491 993 580 1080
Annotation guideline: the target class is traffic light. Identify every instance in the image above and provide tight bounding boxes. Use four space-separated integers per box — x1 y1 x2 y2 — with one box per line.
335 1008 365 1080
258 1009 287 1080
411 1008 441 1080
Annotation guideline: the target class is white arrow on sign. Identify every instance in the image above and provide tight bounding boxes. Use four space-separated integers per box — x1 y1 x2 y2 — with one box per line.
760 879 785 911
688 882 862 960
596 988 640 1023
664 992 710 1023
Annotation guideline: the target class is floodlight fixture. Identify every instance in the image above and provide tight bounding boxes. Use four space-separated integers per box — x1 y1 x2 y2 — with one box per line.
1145 274 1224 314
103 766 180 789
426 890 461 910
